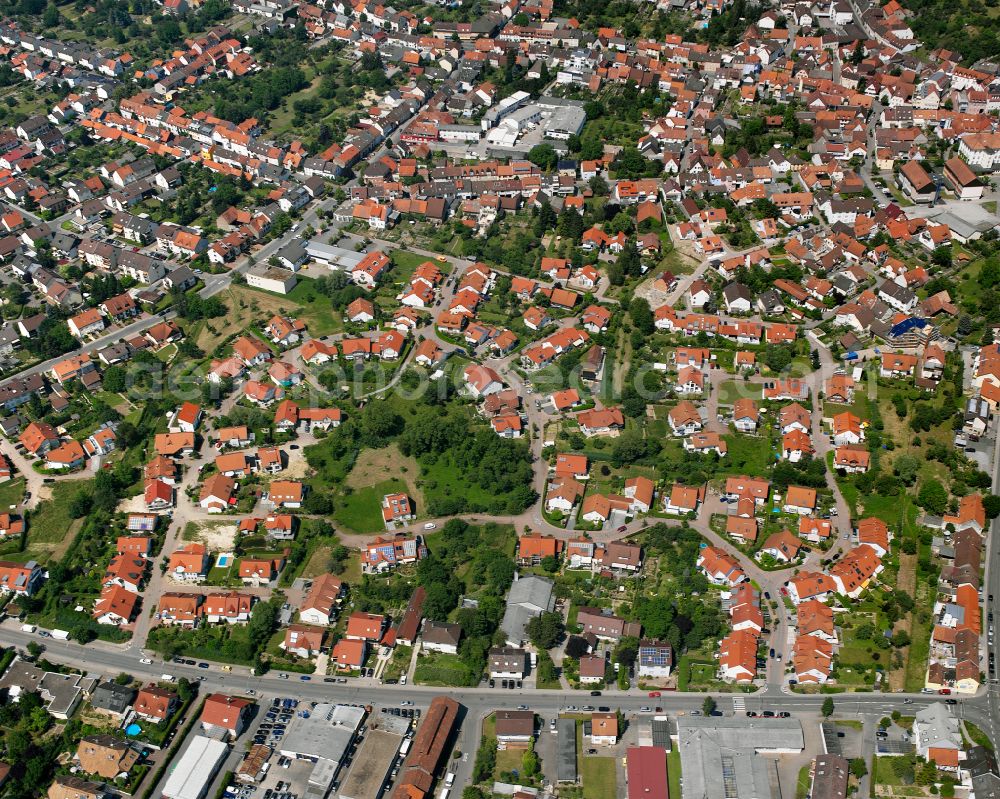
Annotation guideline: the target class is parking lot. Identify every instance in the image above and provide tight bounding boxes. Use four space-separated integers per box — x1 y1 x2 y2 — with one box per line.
252 697 300 748
237 697 423 799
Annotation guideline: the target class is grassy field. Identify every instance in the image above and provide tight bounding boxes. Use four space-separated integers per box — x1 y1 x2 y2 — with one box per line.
29 480 90 542
964 721 995 752
0 478 24 509
413 650 477 686
22 479 89 562
381 645 412 682
716 379 751 405
721 433 775 477
391 249 443 280
873 757 901 787
580 754 617 799
237 279 342 338
333 478 409 533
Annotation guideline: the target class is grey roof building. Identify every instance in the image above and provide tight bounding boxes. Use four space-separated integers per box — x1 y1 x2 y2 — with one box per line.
967 746 1000 799
501 574 554 646
677 717 804 799
557 718 577 783
91 681 136 715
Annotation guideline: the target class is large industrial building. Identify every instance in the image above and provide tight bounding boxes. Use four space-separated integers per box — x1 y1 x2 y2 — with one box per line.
677 717 804 799
162 735 230 799
279 703 366 795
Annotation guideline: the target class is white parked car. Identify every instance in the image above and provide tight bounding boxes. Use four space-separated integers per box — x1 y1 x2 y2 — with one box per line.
423 523 437 530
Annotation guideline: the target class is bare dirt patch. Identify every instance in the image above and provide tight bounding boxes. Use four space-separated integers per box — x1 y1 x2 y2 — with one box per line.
182 520 238 550
345 444 424 507
281 452 312 480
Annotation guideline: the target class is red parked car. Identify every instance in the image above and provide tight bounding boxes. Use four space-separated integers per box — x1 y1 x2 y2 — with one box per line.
648 691 661 698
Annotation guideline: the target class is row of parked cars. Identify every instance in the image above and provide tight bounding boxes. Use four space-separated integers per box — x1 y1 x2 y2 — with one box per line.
253 698 299 747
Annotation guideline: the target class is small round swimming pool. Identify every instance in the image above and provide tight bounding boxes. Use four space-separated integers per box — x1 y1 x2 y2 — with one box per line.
125 724 141 736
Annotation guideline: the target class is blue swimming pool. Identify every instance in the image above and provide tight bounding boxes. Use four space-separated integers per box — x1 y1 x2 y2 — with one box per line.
217 555 230 567
125 724 141 736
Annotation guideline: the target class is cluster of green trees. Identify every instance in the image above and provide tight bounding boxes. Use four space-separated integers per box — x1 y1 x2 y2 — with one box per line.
420 520 514 684
214 66 308 124
703 0 763 47
627 523 727 653
903 0 1000 65
396 404 537 516
309 271 370 311
22 313 77 360
0 685 77 799
172 289 226 321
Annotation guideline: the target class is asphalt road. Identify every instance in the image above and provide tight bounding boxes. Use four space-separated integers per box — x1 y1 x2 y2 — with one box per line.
4 626 994 734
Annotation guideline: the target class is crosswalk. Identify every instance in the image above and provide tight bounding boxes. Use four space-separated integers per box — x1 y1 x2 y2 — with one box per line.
732 696 746 714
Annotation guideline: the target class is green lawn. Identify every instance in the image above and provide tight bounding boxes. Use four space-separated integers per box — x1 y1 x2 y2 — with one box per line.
0 478 24 510
495 745 526 780
390 249 443 279
716 379 749 405
965 722 995 752
30 480 91 543
333 478 408 533
667 748 682 799
19 479 90 562
873 757 901 787
721 433 776 477
796 765 811 799
413 650 478 686
581 755 618 799
249 277 342 337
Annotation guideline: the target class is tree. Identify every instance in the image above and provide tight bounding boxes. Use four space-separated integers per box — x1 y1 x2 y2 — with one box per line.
854 622 874 640
821 697 835 717
984 494 1000 519
850 758 868 779
360 402 403 444
629 297 655 334
917 479 948 515
763 344 793 373
893 454 921 485
526 611 564 650
917 760 939 786
702 696 717 716
521 749 539 778
528 143 558 172
616 241 642 280
540 555 560 573
565 636 590 659
101 365 127 393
